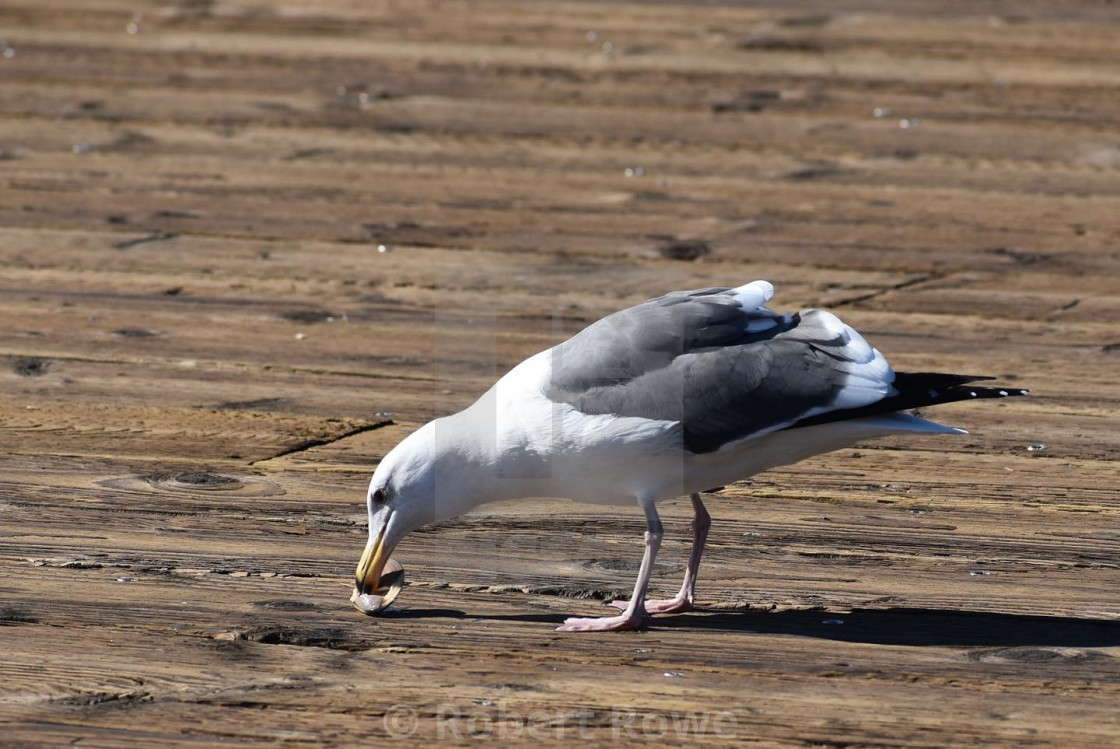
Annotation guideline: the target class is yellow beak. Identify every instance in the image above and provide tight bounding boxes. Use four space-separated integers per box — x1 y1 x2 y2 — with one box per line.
355 524 389 596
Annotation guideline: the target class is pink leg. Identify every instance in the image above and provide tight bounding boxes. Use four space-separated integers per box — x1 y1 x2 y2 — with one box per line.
557 500 662 632
609 493 710 615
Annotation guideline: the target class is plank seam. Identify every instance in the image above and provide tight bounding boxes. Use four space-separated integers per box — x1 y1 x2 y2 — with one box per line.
249 419 394 465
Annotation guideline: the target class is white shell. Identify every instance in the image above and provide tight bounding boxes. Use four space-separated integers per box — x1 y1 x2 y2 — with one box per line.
351 559 404 614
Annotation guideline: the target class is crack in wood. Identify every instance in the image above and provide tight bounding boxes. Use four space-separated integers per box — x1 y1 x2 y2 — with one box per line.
828 274 940 308
113 232 179 250
212 626 375 652
250 419 394 464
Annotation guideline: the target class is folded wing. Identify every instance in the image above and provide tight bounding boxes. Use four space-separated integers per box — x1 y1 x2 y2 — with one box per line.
547 281 899 453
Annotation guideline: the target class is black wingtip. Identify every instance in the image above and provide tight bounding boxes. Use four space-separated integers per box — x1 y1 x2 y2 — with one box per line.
959 385 1029 401
895 372 997 388
787 373 1028 431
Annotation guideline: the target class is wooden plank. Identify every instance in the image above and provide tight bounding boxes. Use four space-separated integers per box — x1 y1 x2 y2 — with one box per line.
1 1 1118 746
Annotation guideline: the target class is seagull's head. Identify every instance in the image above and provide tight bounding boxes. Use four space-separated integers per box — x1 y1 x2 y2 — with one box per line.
352 419 484 613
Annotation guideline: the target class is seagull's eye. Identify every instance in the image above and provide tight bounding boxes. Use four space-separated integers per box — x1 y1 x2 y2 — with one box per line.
371 487 388 505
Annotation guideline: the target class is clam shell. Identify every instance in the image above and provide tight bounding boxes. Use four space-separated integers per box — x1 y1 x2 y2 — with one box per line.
351 558 404 614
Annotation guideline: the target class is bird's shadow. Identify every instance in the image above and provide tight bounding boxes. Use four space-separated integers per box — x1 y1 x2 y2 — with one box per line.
657 607 1120 649
383 605 1120 649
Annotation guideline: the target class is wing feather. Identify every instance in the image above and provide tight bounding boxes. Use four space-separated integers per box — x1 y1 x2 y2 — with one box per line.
547 282 897 453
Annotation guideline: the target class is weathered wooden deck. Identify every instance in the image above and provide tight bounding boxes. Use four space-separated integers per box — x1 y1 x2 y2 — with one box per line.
2 1 1119 746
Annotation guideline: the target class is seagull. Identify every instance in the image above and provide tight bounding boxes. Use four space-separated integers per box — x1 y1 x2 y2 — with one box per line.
353 280 1026 632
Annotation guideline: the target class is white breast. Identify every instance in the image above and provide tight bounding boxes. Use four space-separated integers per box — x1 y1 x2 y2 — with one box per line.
459 350 681 506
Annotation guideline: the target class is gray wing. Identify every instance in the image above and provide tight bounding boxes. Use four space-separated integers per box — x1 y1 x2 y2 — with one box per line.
546 283 894 453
